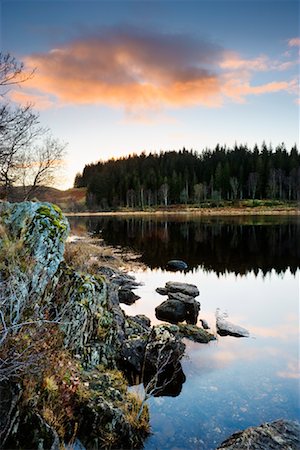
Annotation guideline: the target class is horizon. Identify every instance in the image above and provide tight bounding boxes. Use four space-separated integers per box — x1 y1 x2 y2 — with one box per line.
2 0 299 189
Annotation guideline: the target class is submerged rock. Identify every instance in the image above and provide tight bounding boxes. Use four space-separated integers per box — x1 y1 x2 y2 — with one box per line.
217 419 300 450
166 260 188 271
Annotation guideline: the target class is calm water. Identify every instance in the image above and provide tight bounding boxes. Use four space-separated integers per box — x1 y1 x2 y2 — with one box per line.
68 215 300 450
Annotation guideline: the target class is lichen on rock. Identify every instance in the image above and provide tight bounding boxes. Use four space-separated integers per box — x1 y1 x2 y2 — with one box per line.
0 202 150 449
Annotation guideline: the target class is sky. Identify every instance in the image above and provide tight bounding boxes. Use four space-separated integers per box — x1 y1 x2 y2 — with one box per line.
1 0 299 189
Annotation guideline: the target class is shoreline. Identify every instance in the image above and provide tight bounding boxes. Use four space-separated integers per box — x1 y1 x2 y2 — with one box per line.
65 207 300 217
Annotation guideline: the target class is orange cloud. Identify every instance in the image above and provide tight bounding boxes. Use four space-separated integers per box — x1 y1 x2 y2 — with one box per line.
24 28 222 109
16 27 298 111
10 89 55 110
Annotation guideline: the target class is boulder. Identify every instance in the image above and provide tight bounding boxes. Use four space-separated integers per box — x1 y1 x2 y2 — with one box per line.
155 295 200 325
166 260 188 271
217 419 300 450
165 281 199 297
155 299 187 324
216 318 249 338
118 288 140 305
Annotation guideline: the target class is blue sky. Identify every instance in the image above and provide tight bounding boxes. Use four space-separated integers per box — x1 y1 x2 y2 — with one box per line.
1 0 299 188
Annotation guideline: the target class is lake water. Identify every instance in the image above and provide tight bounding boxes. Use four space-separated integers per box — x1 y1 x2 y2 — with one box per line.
68 214 300 450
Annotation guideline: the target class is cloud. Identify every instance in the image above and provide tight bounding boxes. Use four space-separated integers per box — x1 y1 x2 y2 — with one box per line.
288 37 300 47
24 27 222 108
18 26 298 112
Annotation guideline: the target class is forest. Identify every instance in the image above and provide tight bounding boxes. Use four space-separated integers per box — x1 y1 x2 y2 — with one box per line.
74 143 300 209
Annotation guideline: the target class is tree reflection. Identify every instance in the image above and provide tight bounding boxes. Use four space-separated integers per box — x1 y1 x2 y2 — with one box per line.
68 216 300 276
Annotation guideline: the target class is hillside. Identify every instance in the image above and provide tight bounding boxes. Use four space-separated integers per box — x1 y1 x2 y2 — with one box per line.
3 186 87 212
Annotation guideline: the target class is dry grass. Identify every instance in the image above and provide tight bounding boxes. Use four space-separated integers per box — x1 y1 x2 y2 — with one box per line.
64 238 122 274
64 236 146 274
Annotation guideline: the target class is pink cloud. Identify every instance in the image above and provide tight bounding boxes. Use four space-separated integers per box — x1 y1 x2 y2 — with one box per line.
17 27 298 112
288 37 300 47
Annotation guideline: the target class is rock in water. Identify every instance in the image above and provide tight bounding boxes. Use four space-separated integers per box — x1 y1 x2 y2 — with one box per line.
216 318 250 338
166 260 188 271
155 299 187 324
165 281 199 297
118 288 140 304
217 419 300 449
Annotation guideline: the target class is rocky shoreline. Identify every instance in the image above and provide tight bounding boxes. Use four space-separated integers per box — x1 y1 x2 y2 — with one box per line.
0 202 299 449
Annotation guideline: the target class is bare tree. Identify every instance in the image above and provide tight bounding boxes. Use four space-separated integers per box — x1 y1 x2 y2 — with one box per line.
0 104 44 197
0 53 66 199
19 136 66 200
0 52 34 94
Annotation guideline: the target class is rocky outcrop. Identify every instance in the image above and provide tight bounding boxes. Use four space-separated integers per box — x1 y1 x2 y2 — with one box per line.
217 419 300 449
0 202 149 449
0 202 69 324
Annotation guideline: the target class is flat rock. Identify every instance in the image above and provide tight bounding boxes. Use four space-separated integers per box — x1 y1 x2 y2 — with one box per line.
168 291 199 304
177 324 216 343
216 318 249 338
156 287 168 295
217 419 300 450
165 282 199 297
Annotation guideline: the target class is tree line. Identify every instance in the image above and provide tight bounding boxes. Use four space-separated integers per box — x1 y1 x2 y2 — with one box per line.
75 144 300 209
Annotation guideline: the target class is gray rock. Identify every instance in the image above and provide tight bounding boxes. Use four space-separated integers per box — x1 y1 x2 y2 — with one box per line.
216 318 250 337
156 287 168 295
165 281 199 297
217 419 300 450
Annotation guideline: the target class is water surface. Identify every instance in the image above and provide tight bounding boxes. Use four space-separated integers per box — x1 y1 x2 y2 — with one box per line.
69 215 300 449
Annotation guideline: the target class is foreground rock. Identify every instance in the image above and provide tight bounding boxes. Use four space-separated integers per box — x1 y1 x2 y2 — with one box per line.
217 419 300 449
0 202 149 449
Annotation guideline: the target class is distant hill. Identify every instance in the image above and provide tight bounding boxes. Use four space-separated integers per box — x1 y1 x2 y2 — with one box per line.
2 186 87 212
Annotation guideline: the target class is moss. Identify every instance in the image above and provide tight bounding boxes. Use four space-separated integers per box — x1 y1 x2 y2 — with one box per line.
177 323 216 343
